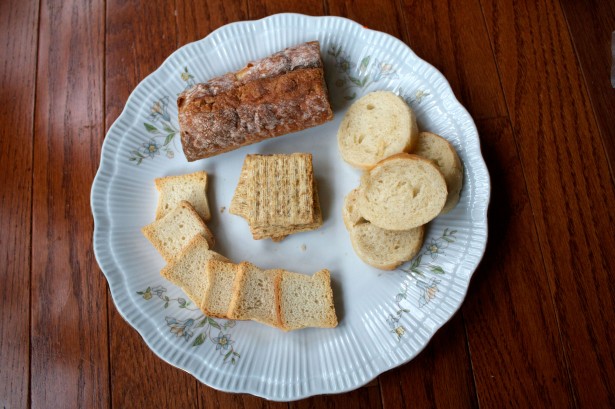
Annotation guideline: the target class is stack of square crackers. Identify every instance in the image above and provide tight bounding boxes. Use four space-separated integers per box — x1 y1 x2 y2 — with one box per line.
230 153 323 241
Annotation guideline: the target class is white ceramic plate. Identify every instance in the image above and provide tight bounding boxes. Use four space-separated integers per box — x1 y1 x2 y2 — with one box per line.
92 14 490 401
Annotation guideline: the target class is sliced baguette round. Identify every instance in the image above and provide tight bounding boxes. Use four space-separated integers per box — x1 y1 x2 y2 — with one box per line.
358 153 447 230
349 223 425 270
413 132 463 213
337 91 419 169
342 189 366 230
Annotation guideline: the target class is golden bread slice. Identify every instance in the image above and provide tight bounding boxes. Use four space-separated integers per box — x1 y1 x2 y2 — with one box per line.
201 259 240 318
337 91 419 169
413 132 463 214
142 201 215 262
227 262 282 328
358 153 447 230
278 269 338 331
155 171 211 221
159 235 228 305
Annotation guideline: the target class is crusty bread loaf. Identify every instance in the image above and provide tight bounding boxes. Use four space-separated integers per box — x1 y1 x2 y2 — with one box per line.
337 91 418 169
278 269 338 331
358 153 447 230
413 132 463 213
349 223 425 270
155 171 211 221
159 235 228 305
177 42 334 161
201 259 239 318
227 262 282 328
142 201 215 261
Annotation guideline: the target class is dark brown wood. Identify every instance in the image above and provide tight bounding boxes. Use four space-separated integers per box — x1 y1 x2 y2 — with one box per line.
380 314 477 409
0 0 38 407
176 0 248 48
104 0 203 407
200 391 290 409
395 0 508 121
559 0 615 183
30 0 108 408
290 383 382 409
249 0 325 17
481 0 615 405
464 118 575 407
327 0 403 38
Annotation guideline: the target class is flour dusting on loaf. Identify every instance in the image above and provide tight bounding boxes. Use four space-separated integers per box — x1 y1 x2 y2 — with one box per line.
177 42 334 161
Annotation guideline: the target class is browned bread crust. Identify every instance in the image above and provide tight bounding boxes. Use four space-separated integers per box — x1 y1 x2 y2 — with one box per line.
177 42 334 161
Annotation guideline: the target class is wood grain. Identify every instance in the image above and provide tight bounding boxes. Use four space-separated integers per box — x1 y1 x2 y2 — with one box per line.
380 314 477 409
176 0 248 48
327 0 402 38
396 0 508 121
481 0 615 405
30 0 108 408
0 0 38 407
290 383 382 409
464 118 575 407
249 0 325 17
559 0 615 183
104 0 202 407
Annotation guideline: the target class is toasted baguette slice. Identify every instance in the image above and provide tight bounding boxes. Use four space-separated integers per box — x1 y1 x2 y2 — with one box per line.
227 262 282 328
278 269 337 331
413 132 463 213
160 235 228 305
342 189 366 230
155 171 211 221
201 259 239 318
349 223 425 270
142 201 215 261
337 91 419 169
358 153 447 230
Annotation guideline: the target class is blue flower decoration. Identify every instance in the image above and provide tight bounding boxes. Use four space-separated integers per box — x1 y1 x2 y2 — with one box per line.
426 237 448 260
148 96 171 122
165 317 195 341
142 140 160 158
213 332 234 350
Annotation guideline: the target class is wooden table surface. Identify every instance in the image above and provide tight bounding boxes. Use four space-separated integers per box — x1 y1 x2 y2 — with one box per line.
2 0 614 407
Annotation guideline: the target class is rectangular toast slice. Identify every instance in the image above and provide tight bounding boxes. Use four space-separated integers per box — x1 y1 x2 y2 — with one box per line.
142 201 215 262
201 259 240 318
227 262 282 328
159 235 228 306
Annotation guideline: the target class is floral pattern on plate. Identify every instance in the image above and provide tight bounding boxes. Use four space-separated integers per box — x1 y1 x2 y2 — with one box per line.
137 285 241 364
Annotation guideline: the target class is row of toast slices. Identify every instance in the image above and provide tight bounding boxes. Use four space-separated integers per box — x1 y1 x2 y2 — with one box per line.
141 171 337 330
